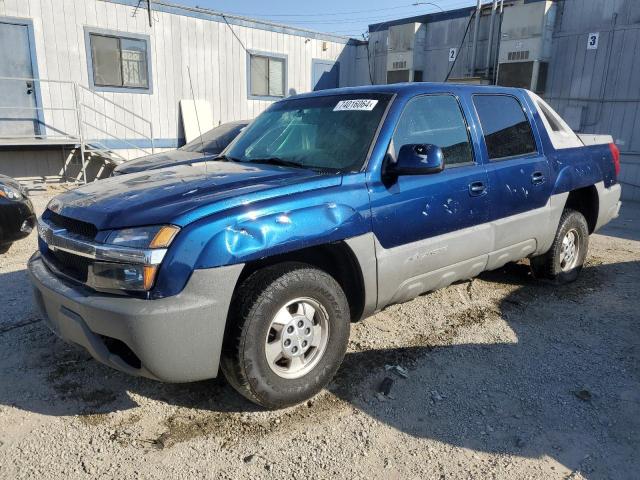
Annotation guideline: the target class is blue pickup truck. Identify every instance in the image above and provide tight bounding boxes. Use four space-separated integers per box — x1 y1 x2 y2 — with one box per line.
29 83 621 408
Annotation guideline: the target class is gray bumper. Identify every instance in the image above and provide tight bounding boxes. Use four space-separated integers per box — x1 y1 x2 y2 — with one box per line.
28 253 243 382
595 183 622 232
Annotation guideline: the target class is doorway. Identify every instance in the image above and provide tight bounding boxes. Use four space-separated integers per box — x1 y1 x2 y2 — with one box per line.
0 18 41 137
312 59 340 91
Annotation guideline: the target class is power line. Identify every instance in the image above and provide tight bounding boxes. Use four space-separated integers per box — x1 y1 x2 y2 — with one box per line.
208 3 429 18
273 4 454 28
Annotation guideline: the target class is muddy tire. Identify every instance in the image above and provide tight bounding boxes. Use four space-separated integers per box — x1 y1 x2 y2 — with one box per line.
220 262 350 409
530 209 589 284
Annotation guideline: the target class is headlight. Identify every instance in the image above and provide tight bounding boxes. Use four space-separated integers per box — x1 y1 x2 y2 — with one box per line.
105 225 180 249
96 225 179 291
90 262 158 291
0 184 23 200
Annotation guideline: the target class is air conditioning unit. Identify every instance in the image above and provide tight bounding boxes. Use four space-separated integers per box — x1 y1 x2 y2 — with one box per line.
497 1 556 93
386 23 426 84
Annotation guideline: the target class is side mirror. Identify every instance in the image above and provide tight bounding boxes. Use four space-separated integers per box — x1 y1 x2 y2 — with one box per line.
391 144 444 175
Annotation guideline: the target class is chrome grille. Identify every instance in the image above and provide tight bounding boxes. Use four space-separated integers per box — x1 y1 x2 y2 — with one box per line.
43 210 97 240
46 249 91 283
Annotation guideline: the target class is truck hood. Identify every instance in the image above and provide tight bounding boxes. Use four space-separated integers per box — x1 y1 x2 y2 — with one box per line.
112 150 217 175
47 161 341 230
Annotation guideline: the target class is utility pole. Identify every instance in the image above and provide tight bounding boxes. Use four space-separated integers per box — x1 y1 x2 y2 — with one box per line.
470 0 481 77
484 0 498 77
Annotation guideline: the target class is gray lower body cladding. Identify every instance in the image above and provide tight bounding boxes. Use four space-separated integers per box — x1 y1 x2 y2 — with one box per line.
28 253 243 382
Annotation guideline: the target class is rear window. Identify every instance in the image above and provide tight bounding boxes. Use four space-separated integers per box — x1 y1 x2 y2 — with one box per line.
538 102 563 132
473 95 536 160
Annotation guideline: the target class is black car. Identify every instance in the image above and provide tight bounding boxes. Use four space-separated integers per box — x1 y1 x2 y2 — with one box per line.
112 120 249 176
0 175 36 254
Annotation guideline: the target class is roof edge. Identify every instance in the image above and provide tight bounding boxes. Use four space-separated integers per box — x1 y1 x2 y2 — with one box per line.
103 0 366 45
368 0 550 32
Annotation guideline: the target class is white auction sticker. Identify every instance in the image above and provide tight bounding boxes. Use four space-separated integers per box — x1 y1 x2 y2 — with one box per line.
333 99 378 111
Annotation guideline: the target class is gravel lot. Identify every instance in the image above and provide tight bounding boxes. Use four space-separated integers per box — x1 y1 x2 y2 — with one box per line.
1 187 638 479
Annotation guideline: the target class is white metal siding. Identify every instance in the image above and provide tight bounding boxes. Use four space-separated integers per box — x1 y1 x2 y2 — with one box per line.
0 0 362 150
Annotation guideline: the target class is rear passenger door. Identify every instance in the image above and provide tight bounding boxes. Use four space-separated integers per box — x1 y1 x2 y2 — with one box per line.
472 94 552 265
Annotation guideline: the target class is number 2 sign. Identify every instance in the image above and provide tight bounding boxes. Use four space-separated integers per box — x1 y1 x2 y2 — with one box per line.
449 47 458 62
587 32 599 50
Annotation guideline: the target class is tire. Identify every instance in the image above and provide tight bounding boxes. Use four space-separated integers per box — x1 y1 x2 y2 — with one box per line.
220 262 350 409
530 209 589 284
0 243 11 254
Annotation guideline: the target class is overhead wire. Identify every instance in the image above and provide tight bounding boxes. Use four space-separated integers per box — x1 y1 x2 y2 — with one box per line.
214 4 431 18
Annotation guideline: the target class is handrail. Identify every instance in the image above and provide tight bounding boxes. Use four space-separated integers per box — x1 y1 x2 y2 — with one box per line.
0 76 157 181
80 103 153 141
0 134 79 140
87 142 128 163
83 120 152 155
0 106 78 112
0 76 75 85
77 84 153 127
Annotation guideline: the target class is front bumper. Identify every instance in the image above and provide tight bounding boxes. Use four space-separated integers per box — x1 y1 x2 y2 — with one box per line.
0 197 35 245
29 253 244 382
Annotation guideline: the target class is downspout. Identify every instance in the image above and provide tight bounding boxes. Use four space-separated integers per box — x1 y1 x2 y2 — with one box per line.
469 0 482 77
484 0 498 77
493 0 505 85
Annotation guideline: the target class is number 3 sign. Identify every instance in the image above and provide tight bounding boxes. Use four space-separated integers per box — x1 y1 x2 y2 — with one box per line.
587 32 599 50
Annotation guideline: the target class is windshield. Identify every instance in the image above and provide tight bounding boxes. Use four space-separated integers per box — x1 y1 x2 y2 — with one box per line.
226 94 391 172
180 122 247 153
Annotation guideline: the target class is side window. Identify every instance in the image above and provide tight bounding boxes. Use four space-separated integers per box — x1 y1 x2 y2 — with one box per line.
391 95 474 167
248 52 286 99
473 95 536 160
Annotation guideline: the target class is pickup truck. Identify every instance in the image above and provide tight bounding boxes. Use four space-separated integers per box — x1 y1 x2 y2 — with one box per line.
29 83 621 408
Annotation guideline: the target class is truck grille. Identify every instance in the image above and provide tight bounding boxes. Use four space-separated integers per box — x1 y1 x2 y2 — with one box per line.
45 249 91 283
43 210 98 240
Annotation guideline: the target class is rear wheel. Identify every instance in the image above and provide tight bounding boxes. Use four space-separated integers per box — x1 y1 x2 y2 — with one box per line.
221 262 350 409
530 209 589 284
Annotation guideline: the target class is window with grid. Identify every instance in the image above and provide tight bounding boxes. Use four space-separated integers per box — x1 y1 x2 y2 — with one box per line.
89 33 149 90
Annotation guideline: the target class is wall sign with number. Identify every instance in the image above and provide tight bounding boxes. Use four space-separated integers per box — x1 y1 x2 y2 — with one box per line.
587 32 599 50
449 47 458 62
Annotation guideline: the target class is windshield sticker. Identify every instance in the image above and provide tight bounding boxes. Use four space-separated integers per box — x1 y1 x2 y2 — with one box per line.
333 99 379 111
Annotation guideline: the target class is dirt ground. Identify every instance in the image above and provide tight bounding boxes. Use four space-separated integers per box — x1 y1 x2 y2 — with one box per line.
0 187 638 480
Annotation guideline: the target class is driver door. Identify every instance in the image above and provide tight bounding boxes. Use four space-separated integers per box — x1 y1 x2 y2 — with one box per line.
368 94 491 307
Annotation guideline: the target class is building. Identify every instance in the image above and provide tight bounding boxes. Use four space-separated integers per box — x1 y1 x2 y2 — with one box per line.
0 0 369 181
366 0 640 201
1 0 638 202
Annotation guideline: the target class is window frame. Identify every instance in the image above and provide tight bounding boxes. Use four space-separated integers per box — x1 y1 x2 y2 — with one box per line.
472 93 539 162
388 93 477 169
246 50 288 101
84 27 153 94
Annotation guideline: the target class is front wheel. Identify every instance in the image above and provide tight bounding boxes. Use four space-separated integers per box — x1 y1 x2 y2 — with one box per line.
530 209 589 284
221 262 350 409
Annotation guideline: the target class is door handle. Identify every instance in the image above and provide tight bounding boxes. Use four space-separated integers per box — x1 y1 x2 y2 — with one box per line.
26 81 34 95
469 181 487 196
531 171 545 185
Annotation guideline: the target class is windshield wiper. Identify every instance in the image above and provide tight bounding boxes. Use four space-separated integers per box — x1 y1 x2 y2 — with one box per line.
246 157 307 169
212 154 239 162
